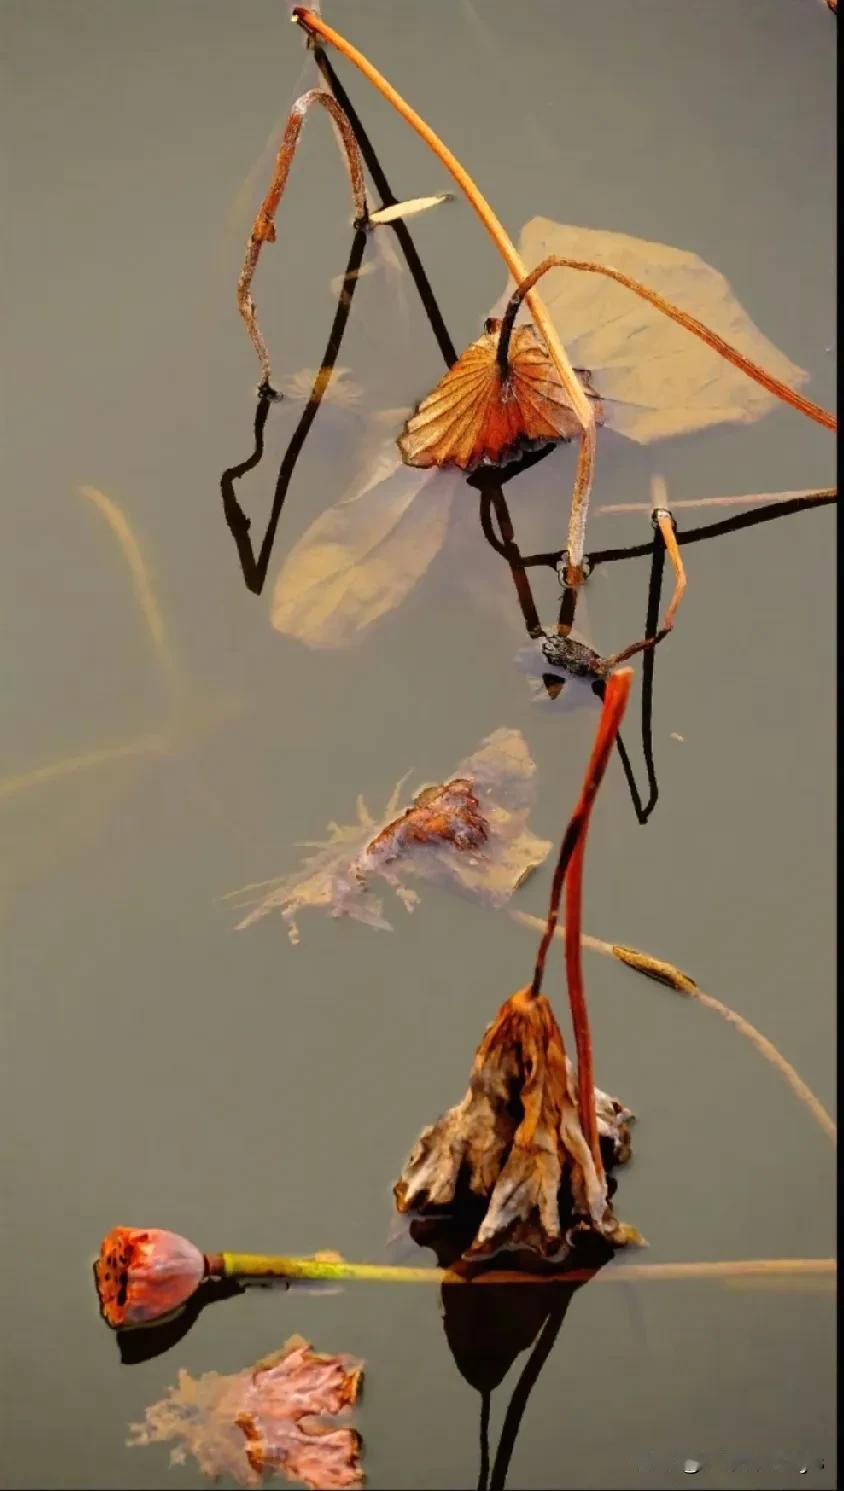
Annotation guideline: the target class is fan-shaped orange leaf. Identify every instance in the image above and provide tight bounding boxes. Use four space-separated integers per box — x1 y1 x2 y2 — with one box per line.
398 320 603 471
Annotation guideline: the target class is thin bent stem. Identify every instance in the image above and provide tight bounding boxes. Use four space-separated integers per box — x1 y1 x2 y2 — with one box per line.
650 477 687 633
291 7 597 579
237 88 368 389
602 490 686 669
498 255 837 433
510 910 836 1145
654 511 687 633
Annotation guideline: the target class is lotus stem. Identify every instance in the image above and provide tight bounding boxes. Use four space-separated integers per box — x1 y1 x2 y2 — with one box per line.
94 1228 833 1328
498 254 837 433
290 7 596 581
561 671 632 1171
531 670 632 1001
237 88 368 390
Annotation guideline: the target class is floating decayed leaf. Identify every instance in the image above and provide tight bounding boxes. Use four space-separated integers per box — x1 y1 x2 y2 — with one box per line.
398 321 604 471
271 444 464 648
228 728 551 941
487 218 809 443
129 1335 363 1489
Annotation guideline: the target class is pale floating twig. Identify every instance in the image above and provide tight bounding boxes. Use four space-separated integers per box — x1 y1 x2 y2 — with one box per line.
596 487 836 517
290 7 597 583
613 945 836 1145
512 911 834 1144
237 88 368 390
368 193 453 225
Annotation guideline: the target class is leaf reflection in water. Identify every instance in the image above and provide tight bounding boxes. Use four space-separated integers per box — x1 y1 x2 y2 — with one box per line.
129 1334 363 1490
271 441 464 648
226 728 551 942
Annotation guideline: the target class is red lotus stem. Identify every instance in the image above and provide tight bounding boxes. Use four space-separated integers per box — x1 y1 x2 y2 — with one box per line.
531 670 632 1003
563 671 632 1175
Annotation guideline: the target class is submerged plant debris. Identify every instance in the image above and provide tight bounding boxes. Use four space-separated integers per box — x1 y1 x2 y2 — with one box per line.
129 1334 363 1490
228 728 552 940
488 218 809 443
395 986 638 1261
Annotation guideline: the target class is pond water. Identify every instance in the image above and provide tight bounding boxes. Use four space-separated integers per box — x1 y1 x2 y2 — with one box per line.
2 2 836 1488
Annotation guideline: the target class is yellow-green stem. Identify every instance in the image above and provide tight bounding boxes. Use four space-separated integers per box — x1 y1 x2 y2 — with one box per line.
208 1251 833 1287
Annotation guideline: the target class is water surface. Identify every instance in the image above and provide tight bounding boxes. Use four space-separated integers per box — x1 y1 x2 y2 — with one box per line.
2 3 835 1488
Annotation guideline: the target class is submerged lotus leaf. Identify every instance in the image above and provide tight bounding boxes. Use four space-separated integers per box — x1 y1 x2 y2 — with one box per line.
128 1335 363 1490
490 218 808 442
271 443 463 649
228 727 551 941
395 987 638 1262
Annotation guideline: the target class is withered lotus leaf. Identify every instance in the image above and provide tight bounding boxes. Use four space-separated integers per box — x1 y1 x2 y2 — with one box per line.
489 218 809 443
398 320 604 471
394 987 638 1261
128 1335 363 1490
227 728 551 941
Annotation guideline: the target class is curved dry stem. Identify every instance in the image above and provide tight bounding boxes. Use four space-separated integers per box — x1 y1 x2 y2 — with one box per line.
499 254 837 433
237 88 368 389
290 7 596 574
611 946 837 1145
649 478 687 633
510 910 835 1145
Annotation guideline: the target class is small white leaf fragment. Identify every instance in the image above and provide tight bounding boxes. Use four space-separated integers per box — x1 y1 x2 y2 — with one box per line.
368 194 453 226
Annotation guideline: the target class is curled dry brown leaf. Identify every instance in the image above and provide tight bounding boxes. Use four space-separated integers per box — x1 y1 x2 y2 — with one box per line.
226 728 551 942
394 986 639 1262
128 1334 363 1490
488 219 811 443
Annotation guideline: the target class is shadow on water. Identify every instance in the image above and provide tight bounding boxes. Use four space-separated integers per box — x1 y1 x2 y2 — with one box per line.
408 1204 612 1491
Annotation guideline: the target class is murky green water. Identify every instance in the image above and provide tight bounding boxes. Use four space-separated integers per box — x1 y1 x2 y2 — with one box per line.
2 3 835 1488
